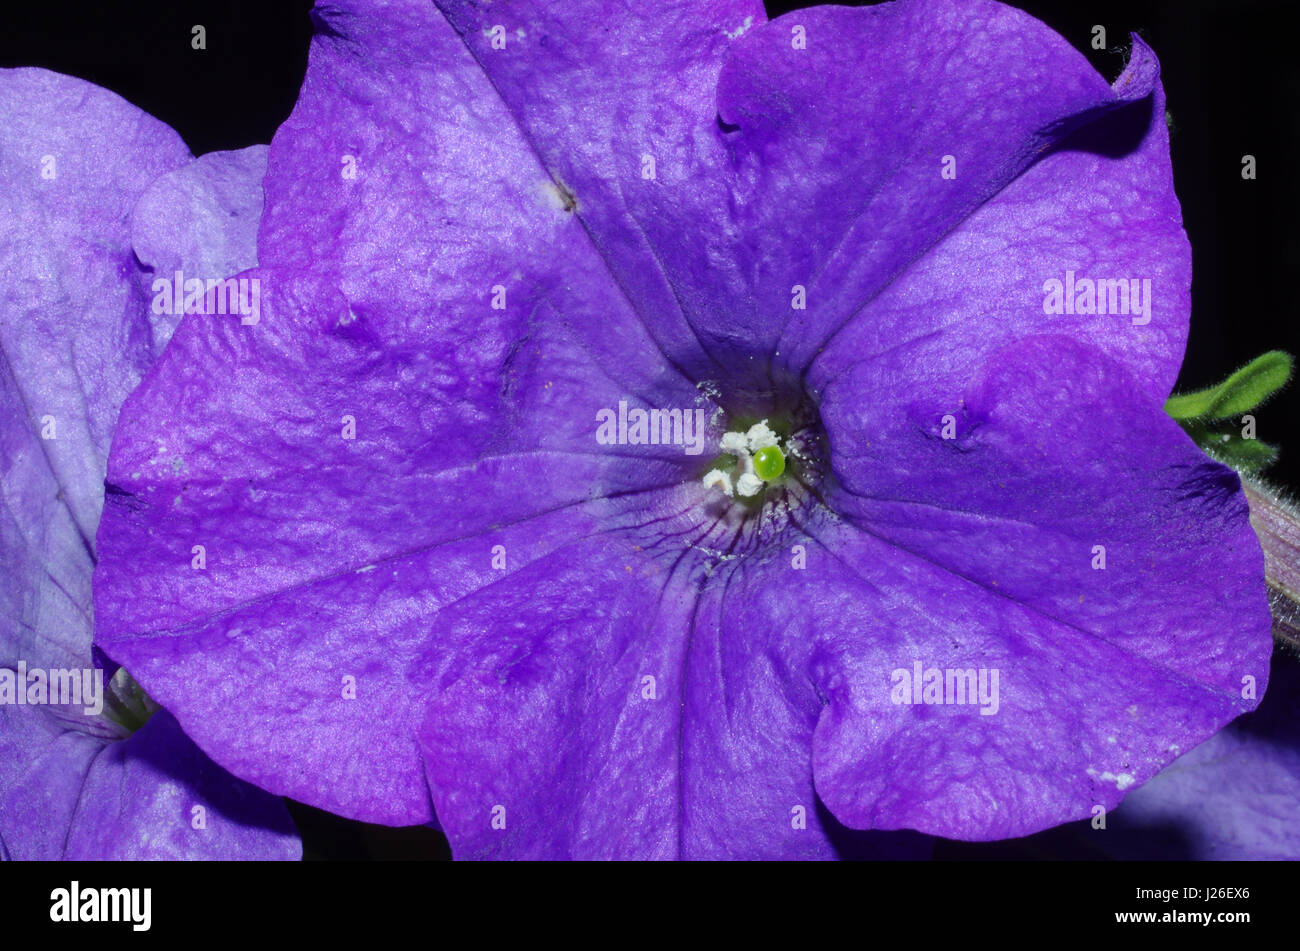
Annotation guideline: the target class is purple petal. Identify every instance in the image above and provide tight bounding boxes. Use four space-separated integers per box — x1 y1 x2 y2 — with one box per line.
807 33 1188 404
0 68 189 668
1 68 296 859
416 526 933 859
1098 652 1300 859
715 3 1173 383
131 145 269 349
0 705 298 860
0 69 190 545
258 0 696 423
428 0 765 382
94 265 709 823
809 336 1270 838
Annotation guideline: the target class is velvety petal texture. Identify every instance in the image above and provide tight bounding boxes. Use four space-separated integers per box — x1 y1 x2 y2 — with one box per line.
805 33 1187 403
963 650 1300 859
96 0 724 826
92 0 1271 860
1094 651 1300 859
132 145 270 348
0 704 299 860
1 68 188 670
0 67 297 859
809 336 1269 837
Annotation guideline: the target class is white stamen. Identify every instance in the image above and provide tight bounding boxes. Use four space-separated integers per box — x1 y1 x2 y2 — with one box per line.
735 472 763 497
745 419 779 452
702 468 734 496
720 431 749 454
704 421 786 499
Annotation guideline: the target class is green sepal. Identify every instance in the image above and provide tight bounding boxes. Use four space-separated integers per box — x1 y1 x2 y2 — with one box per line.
1164 350 1292 421
1178 418 1278 473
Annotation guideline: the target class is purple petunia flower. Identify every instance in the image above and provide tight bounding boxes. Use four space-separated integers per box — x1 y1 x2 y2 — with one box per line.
92 0 1272 859
0 68 299 859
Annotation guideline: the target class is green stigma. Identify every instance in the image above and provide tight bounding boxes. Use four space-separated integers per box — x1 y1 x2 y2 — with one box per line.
753 445 785 481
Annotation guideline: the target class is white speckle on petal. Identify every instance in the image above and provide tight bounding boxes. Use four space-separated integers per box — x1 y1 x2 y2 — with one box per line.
1087 768 1137 791
723 15 754 39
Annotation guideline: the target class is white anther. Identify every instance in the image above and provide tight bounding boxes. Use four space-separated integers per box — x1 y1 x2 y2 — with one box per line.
705 423 786 499
745 419 779 452
720 431 749 454
735 472 763 497
702 468 734 497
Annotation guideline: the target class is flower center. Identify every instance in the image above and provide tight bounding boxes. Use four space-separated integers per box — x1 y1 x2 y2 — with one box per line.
608 365 831 568
676 387 831 563
100 667 159 736
702 419 788 498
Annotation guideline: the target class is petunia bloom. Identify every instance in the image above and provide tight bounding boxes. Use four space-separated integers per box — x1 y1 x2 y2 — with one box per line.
0 68 299 859
93 0 1272 858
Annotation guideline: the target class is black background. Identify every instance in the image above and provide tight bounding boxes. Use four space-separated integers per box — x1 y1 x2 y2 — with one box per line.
2 0 1295 860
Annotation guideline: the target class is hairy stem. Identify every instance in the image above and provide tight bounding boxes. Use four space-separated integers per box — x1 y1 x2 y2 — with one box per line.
1242 475 1300 652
